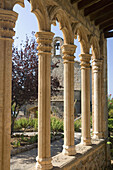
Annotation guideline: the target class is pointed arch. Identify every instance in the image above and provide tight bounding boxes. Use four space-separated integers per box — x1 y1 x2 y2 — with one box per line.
30 0 51 31
73 23 90 54
49 6 74 44
90 36 100 59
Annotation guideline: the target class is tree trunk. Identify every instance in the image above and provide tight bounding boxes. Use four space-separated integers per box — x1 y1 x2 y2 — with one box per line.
11 117 15 136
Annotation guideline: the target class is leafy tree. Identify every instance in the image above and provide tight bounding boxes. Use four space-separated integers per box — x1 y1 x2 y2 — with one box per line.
11 33 61 134
108 94 113 118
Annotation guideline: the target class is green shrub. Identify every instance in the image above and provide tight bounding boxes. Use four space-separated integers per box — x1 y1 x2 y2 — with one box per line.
51 116 63 133
109 109 113 118
28 135 38 143
108 118 113 132
14 118 38 131
28 118 38 129
74 119 81 132
14 118 29 130
90 115 92 128
36 111 38 118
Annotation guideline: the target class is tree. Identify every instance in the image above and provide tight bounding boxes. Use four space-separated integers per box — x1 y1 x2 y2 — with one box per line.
11 33 61 134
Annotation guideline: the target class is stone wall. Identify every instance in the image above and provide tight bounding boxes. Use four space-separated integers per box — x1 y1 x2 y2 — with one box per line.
51 37 81 91
51 90 81 118
52 140 111 169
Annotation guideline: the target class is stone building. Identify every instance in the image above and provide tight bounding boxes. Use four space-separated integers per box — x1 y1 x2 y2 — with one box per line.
0 0 112 170
51 36 81 117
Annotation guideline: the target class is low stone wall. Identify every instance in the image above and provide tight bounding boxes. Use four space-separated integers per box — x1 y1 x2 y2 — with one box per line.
52 139 111 169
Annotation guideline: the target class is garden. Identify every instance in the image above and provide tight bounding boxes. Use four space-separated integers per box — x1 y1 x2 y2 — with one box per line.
11 115 81 150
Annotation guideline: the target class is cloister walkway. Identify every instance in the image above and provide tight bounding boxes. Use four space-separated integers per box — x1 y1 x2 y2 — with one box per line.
10 133 81 170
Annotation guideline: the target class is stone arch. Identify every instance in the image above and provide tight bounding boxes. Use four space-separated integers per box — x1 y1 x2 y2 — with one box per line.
0 0 24 10
73 23 90 54
49 6 74 44
30 0 51 31
52 36 64 56
90 36 100 60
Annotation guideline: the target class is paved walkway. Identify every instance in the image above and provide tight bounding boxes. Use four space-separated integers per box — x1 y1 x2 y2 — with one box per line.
10 133 81 170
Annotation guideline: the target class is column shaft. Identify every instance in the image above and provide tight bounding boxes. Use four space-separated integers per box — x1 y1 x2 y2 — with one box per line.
92 59 103 139
0 10 17 170
79 54 91 146
35 32 54 169
62 44 76 156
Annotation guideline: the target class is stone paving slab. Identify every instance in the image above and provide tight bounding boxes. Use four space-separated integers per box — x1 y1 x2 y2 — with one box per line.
10 133 81 170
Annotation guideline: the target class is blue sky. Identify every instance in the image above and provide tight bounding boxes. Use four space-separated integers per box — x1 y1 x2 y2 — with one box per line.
13 0 113 96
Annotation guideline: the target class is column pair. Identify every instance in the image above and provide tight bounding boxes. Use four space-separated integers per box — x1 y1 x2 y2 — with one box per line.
36 38 77 167
79 54 92 145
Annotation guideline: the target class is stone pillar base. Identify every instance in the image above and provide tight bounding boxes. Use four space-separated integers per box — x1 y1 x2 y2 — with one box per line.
62 145 76 156
81 137 91 146
36 157 53 170
93 132 103 139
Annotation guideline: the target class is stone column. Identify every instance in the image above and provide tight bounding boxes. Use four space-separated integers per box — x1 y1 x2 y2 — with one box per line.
103 39 108 139
62 44 77 156
100 58 104 138
0 10 17 170
79 54 92 146
92 59 103 139
35 32 54 169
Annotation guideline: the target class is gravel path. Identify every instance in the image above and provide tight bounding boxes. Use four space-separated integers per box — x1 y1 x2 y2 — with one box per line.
10 133 81 170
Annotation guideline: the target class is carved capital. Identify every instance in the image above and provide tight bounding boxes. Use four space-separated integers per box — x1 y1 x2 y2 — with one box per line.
0 9 18 40
79 54 91 69
61 44 77 63
92 59 102 73
35 31 54 55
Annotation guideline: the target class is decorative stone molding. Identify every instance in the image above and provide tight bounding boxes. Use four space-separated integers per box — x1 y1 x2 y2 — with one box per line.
92 59 102 73
36 157 53 170
31 0 51 31
61 44 77 63
79 54 91 69
35 31 54 55
0 9 18 40
73 23 90 54
90 36 100 60
49 6 74 44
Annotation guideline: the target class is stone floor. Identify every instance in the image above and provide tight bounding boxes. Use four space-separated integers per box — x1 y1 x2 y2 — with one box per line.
10 133 81 170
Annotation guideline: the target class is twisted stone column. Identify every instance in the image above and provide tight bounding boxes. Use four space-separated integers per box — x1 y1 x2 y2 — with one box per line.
92 59 103 139
0 10 18 170
79 54 91 146
35 32 54 169
62 44 77 156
